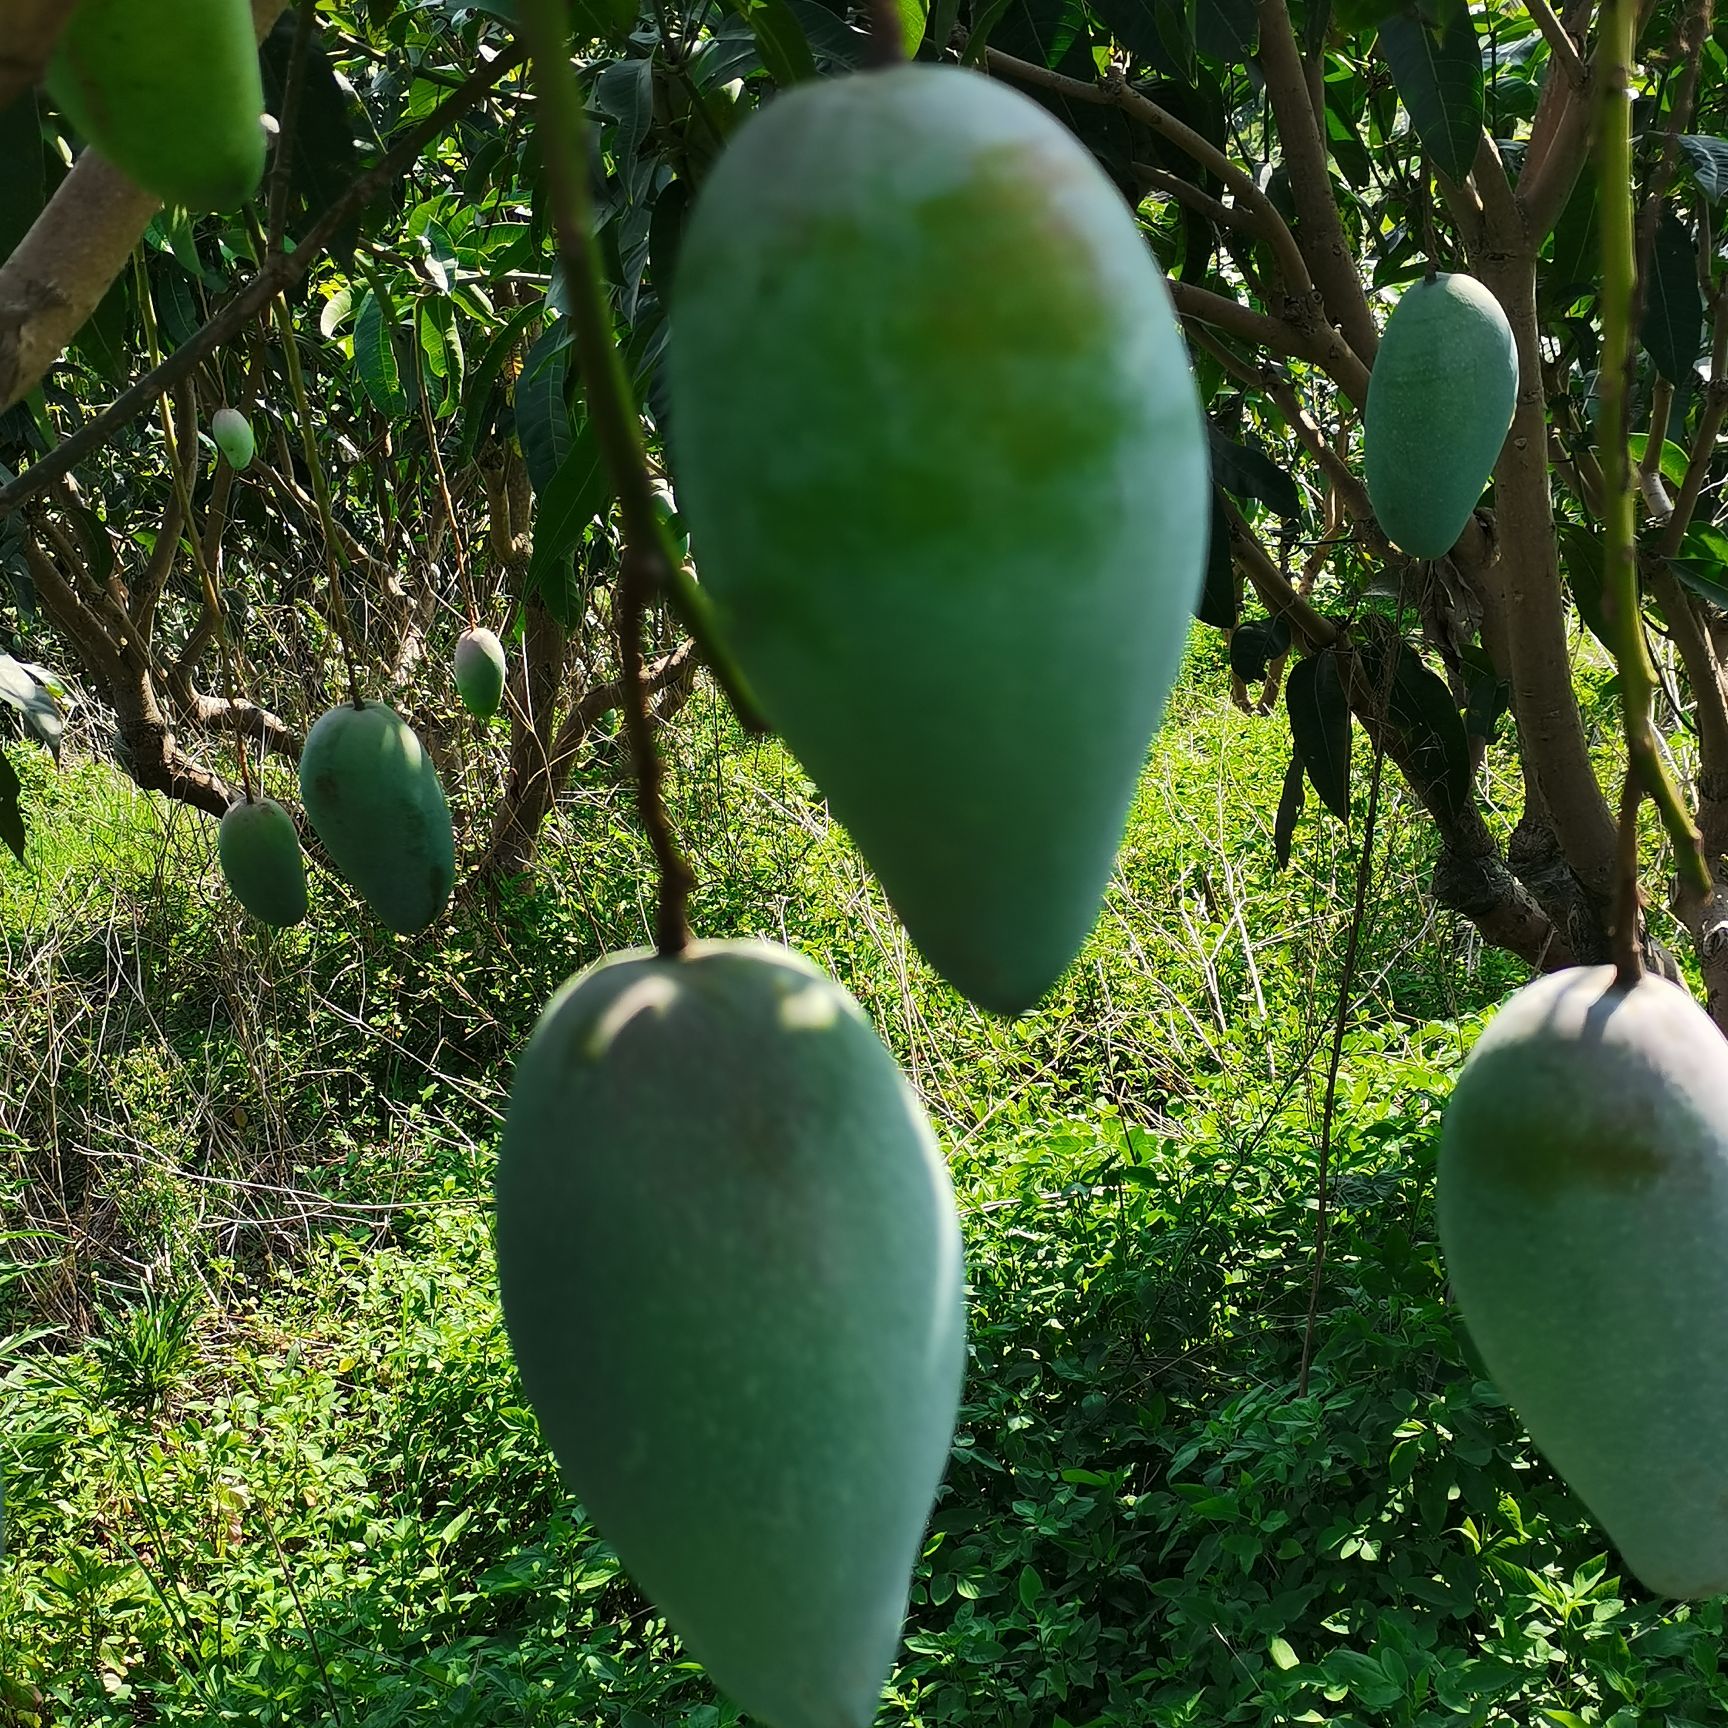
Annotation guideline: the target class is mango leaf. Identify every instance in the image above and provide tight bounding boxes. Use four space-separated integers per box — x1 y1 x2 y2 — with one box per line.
459 301 544 465
1678 135 1728 202
1556 519 1612 649
259 16 365 257
1229 613 1292 682
719 0 817 85
0 91 46 264
354 287 407 415
1273 750 1305 869
516 324 574 497
0 749 23 863
1378 6 1483 184
1285 649 1352 821
525 422 610 624
1196 0 1256 59
1196 488 1237 628
1641 212 1704 383
1208 425 1302 519
1357 631 1472 821
1669 557 1728 613
0 655 62 756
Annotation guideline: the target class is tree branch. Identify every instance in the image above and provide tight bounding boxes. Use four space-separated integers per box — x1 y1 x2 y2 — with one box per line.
1524 0 1588 88
1169 279 1371 405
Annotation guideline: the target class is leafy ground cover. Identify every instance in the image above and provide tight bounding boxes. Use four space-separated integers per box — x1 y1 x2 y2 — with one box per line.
1 654 1705 1726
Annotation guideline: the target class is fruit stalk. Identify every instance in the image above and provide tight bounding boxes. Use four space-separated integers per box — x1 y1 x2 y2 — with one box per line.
516 0 696 954
1595 0 1711 982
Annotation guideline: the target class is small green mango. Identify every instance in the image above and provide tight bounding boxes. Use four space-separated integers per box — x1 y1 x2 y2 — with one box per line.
217 796 307 927
211 408 254 471
46 0 265 212
1439 964 1728 1598
1364 273 1518 558
297 701 453 935
453 626 506 719
668 66 1209 1016
495 940 966 1728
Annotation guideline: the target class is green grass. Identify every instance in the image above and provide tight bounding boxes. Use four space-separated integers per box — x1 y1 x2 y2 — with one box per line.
1 656 1709 1727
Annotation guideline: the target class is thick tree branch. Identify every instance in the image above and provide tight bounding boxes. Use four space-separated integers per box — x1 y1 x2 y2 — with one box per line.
0 0 76 113
0 41 526 493
1525 0 1589 88
1517 0 1601 240
1253 0 1379 361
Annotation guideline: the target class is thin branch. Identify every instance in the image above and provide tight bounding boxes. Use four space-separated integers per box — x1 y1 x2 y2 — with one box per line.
1524 0 1588 87
1169 279 1371 405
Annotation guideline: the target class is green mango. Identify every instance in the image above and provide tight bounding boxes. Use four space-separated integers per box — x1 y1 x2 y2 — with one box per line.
668 66 1209 1016
495 940 966 1728
453 626 506 719
297 701 453 935
211 407 254 471
1439 964 1728 1598
217 795 306 927
1364 273 1518 558
46 0 265 212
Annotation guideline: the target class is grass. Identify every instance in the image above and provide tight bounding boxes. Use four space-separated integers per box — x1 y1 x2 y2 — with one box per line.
0 649 1711 1726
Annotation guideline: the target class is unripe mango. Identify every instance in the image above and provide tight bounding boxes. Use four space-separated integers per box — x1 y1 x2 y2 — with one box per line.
297 701 453 935
495 940 966 1728
1439 965 1728 1598
668 66 1209 1016
454 626 506 719
217 795 305 927
47 0 266 212
211 408 255 471
1364 273 1518 558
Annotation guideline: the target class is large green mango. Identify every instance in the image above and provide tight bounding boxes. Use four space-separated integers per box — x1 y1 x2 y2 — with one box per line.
1439 965 1728 1598
46 0 265 212
217 795 306 927
297 701 453 935
1364 273 1518 558
668 66 1209 1016
495 940 966 1728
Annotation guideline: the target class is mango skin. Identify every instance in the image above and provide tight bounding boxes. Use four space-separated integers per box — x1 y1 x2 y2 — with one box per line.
1364 273 1518 558
297 701 453 936
1439 965 1728 1598
217 796 306 927
46 0 265 212
454 627 506 719
668 67 1209 1016
211 408 255 471
495 940 966 1728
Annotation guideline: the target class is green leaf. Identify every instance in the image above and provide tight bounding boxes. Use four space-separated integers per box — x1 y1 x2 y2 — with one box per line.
259 16 364 256
1678 134 1728 202
460 302 545 466
525 423 610 624
1641 211 1704 383
354 287 407 416
1358 631 1472 821
1556 519 1613 649
1285 649 1352 822
719 0 817 86
1195 0 1257 60
1668 557 1728 613
0 656 61 755
1209 426 1302 520
0 749 23 863
515 324 574 497
1379 6 1483 184
1269 1635 1301 1671
0 91 46 265
1196 489 1238 629
1017 1564 1044 1609
1229 613 1292 683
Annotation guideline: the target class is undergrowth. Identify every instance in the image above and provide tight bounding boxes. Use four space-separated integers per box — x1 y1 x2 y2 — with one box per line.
1 653 1696 1726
